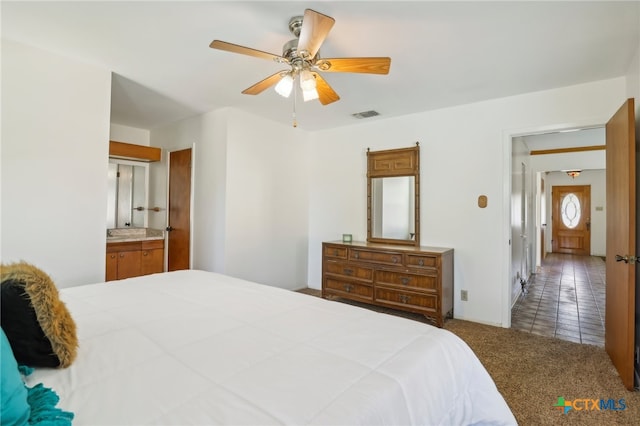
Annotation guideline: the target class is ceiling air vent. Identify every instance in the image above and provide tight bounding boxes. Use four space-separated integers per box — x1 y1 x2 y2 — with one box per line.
352 110 380 119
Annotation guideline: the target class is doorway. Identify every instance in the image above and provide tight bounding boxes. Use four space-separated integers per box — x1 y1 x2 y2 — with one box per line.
509 129 606 347
508 100 637 391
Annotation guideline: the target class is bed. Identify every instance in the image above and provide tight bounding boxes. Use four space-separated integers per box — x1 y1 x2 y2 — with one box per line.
24 270 516 425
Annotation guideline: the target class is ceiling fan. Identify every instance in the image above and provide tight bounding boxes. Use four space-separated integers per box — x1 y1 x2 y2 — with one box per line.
209 9 391 107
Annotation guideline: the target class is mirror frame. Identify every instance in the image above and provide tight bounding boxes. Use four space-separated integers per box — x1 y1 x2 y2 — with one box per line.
367 143 420 246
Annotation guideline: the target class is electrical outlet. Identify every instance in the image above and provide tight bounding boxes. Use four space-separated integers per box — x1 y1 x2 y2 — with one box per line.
461 290 468 301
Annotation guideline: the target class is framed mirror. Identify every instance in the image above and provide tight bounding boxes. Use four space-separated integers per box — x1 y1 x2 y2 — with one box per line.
106 158 149 229
367 144 420 246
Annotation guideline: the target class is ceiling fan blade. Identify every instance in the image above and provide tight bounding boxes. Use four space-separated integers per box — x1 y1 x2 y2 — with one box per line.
297 9 335 60
312 73 340 105
316 57 391 74
242 72 286 95
210 40 284 62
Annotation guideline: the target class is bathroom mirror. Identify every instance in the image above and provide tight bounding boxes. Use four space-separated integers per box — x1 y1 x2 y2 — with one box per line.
106 159 149 228
367 144 420 246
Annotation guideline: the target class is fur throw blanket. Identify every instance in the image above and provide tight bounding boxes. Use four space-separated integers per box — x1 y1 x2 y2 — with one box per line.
1 262 78 368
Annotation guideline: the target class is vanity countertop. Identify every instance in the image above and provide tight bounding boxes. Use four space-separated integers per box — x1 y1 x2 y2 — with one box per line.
106 227 164 243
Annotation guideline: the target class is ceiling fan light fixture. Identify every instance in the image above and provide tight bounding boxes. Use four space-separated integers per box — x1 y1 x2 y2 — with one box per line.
210 8 391 123
302 87 319 102
299 69 316 91
274 73 294 98
564 169 582 179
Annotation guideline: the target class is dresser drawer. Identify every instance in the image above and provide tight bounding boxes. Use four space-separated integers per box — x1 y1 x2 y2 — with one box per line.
405 253 438 269
324 261 373 282
324 245 348 260
350 249 403 266
375 287 438 312
324 278 373 301
375 270 437 291
322 241 453 328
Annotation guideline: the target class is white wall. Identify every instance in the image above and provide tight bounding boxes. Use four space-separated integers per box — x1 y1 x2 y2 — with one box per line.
110 123 150 146
1 39 112 287
626 34 640 123
150 108 310 290
224 110 310 289
308 77 627 326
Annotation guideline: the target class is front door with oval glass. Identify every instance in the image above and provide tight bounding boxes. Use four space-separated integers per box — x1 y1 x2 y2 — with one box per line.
551 185 591 255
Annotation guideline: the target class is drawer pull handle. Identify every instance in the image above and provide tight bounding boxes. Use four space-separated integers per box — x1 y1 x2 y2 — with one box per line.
343 268 354 276
333 249 338 256
400 295 411 304
343 284 353 293
401 277 410 285
354 252 359 259
392 256 399 264
418 259 424 266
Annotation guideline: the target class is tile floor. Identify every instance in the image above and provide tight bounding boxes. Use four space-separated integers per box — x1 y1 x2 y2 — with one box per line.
511 253 606 347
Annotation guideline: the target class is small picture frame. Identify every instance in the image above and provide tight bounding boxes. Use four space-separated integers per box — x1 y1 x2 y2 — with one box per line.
342 234 353 243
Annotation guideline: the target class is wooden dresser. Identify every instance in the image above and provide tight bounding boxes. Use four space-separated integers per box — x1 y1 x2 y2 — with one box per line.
322 241 454 327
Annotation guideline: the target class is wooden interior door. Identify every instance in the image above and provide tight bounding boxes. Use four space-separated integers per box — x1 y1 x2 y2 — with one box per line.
551 185 591 255
167 148 192 271
605 98 636 391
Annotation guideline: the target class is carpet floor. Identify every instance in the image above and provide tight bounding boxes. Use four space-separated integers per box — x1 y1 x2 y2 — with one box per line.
299 290 639 425
445 319 639 425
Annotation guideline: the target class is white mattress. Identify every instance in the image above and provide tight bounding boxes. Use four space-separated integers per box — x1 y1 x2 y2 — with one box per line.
26 270 516 425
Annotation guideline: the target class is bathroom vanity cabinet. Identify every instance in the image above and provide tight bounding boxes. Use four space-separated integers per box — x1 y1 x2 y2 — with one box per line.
106 239 164 281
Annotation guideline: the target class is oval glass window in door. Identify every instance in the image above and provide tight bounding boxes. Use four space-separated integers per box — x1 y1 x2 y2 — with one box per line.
561 193 581 228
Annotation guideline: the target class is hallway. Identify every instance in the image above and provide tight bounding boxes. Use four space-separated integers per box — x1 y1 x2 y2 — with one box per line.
511 253 605 347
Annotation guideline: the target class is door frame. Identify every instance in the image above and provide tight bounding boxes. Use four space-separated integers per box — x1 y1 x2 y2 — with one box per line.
501 116 612 327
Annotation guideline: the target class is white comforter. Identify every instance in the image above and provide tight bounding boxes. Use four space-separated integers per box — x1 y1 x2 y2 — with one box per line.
26 270 516 425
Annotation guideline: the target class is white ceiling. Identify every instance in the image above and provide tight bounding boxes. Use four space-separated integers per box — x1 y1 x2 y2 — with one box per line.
2 1 639 132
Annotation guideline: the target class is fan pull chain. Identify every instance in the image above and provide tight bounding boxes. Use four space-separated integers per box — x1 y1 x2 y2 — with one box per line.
292 82 298 128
